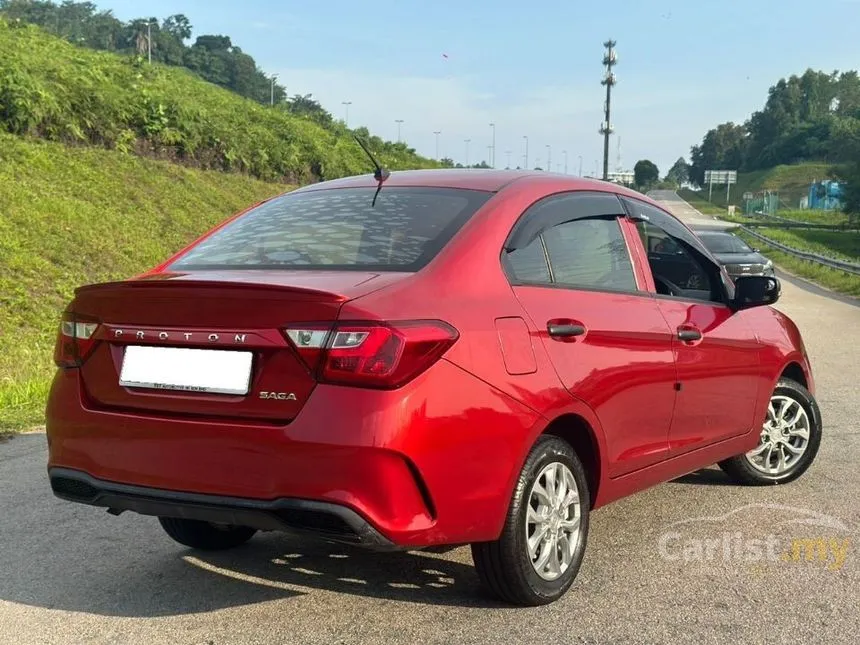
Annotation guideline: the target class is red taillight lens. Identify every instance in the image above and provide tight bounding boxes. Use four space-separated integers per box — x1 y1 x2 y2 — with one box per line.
53 313 100 368
285 321 458 389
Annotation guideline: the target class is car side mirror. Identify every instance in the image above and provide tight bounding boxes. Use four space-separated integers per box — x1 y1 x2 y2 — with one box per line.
732 275 780 310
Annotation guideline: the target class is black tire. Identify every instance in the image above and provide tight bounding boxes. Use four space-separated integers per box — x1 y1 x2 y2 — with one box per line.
471 435 590 606
719 377 822 485
158 517 257 550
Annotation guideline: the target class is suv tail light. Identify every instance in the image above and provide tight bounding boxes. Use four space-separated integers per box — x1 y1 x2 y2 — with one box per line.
54 313 100 368
285 321 458 389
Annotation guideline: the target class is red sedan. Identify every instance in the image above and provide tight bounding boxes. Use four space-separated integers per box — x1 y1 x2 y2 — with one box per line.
46 169 821 606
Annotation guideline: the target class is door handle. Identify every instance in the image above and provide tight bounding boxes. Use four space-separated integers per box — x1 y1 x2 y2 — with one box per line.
547 322 586 338
677 327 702 342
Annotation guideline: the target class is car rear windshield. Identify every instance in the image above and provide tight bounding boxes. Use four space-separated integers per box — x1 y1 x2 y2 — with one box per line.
169 186 493 271
699 234 752 254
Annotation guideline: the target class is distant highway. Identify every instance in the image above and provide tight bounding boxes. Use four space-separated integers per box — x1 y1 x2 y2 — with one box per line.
648 189 734 231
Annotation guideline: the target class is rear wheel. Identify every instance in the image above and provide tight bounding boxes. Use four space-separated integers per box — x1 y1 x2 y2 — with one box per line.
158 517 257 550
471 435 590 606
719 378 821 485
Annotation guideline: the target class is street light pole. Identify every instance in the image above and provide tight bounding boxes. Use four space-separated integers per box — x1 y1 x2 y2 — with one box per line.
464 139 471 167
578 155 583 177
563 150 568 174
433 131 441 160
271 74 279 106
523 135 529 169
489 122 496 168
395 119 404 142
146 20 155 64
341 100 352 126
546 145 552 173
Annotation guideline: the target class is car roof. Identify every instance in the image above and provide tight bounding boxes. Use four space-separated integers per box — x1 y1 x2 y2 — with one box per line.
291 168 652 200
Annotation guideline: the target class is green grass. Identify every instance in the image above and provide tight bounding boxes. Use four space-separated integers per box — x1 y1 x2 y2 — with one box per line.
683 163 857 227
755 228 860 262
771 209 852 227
736 233 860 297
0 132 287 430
702 163 834 210
678 188 757 223
677 189 730 216
0 18 439 182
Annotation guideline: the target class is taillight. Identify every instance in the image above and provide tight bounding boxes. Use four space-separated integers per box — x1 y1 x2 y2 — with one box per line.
285 321 458 389
53 313 100 368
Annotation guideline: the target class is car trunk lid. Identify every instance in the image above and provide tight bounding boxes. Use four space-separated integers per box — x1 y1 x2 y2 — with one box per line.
71 270 409 422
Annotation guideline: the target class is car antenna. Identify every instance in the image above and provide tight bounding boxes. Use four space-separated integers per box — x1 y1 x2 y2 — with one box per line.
353 134 390 207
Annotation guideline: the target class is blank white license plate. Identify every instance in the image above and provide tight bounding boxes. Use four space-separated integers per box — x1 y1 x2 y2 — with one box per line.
119 345 253 395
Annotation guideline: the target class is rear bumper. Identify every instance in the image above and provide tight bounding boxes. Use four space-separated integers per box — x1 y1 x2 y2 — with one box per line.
49 467 396 550
46 359 541 548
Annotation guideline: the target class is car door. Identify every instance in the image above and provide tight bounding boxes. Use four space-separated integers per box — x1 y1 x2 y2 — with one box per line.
620 196 763 455
502 191 677 477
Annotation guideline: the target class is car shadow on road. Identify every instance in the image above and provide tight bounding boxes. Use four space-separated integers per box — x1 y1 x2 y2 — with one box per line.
183 536 509 609
0 528 509 616
670 466 736 486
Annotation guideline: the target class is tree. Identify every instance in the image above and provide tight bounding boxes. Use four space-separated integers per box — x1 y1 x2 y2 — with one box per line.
689 122 747 186
665 157 690 187
0 1 290 105
125 17 156 56
634 160 659 188
286 94 333 127
162 13 191 41
830 117 860 224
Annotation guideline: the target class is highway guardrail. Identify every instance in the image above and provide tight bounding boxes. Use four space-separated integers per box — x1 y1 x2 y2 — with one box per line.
739 226 860 276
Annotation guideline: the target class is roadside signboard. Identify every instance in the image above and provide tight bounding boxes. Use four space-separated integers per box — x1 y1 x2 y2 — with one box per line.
705 169 738 202
704 170 737 185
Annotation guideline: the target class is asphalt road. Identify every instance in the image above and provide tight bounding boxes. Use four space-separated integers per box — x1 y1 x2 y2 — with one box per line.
1 193 858 645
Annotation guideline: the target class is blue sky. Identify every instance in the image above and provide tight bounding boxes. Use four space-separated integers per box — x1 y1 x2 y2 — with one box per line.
100 0 859 175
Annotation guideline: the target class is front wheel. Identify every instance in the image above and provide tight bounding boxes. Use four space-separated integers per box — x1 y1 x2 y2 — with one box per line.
159 517 257 550
471 435 590 606
719 378 822 485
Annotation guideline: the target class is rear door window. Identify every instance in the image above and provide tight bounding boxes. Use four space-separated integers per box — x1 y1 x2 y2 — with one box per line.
502 191 637 293
544 218 637 292
170 187 492 271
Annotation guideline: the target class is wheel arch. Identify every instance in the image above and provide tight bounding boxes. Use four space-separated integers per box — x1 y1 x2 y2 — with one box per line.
780 360 809 390
541 413 604 508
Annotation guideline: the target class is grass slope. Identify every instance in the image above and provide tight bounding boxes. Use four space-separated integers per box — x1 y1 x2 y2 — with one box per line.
755 228 860 262
701 163 834 210
0 18 439 183
0 133 287 429
736 232 860 297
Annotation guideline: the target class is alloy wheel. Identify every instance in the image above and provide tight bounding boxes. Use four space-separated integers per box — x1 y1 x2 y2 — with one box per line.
744 394 811 475
525 461 581 581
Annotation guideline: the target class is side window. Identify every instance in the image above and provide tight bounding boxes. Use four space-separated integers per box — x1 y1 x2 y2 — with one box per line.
502 191 637 292
544 218 637 291
506 237 551 283
635 220 722 303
